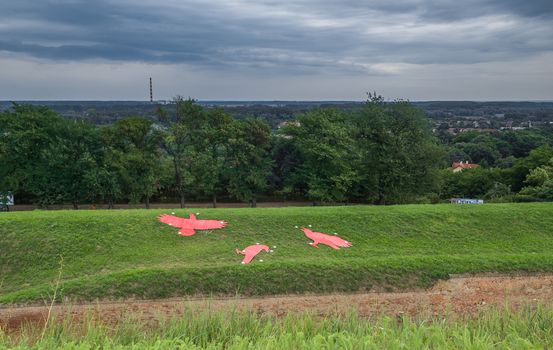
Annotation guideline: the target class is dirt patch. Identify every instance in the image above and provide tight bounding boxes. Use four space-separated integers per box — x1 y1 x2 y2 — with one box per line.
2 274 553 331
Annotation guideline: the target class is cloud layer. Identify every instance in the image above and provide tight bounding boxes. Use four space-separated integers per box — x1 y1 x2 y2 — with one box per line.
1 0 552 99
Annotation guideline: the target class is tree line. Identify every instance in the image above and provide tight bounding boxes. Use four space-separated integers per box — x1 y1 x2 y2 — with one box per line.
439 125 553 202
1 95 552 208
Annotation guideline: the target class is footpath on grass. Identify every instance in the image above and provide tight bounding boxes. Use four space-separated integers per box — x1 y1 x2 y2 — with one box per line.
2 274 553 332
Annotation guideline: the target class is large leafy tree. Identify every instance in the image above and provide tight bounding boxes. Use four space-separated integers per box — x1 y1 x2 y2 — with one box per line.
187 108 234 207
278 109 360 204
440 168 503 199
519 158 553 200
83 158 121 209
40 121 104 208
103 117 162 208
226 119 273 207
157 99 239 207
0 105 62 199
158 97 202 207
0 105 103 208
355 94 444 204
507 145 553 192
447 129 553 169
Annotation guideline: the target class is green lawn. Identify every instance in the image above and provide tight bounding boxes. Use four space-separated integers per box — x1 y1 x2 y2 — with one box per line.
1 203 553 304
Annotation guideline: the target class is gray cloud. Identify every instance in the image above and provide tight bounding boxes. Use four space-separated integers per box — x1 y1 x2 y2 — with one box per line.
0 0 552 72
0 0 552 100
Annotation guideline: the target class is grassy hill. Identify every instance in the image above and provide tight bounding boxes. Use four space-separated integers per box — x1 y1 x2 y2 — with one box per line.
1 203 553 304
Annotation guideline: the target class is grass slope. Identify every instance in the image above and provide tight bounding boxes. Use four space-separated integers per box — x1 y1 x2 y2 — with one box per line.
1 203 553 304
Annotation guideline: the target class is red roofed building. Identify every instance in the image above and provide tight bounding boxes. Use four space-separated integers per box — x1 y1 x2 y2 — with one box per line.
451 161 480 173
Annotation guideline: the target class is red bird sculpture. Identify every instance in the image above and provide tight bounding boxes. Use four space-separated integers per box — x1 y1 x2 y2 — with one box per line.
158 213 227 236
302 228 352 250
236 244 269 264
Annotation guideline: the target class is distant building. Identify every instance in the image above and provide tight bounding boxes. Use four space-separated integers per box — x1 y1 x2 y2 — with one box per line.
451 161 480 173
501 126 527 131
277 120 300 129
450 198 484 205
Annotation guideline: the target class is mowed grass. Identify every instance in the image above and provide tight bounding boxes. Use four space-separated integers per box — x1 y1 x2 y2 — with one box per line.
1 203 553 304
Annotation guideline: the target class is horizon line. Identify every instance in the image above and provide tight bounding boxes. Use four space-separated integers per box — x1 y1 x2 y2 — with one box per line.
2 99 553 103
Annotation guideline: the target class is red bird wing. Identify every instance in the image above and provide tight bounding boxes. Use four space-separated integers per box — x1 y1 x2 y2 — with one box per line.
240 245 269 264
321 241 340 250
192 219 227 230
158 214 192 228
327 235 352 247
241 251 256 264
308 230 352 249
312 233 338 249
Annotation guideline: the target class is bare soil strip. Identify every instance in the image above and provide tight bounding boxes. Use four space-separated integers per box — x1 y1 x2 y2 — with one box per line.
2 274 553 331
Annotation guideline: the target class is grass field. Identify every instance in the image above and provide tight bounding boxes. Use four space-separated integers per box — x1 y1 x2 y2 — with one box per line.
1 203 553 304
3 306 553 349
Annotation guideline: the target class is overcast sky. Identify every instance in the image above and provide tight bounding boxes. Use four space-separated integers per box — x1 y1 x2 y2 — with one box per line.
1 0 552 101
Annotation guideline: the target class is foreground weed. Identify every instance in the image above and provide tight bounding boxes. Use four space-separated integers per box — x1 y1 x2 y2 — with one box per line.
3 305 553 349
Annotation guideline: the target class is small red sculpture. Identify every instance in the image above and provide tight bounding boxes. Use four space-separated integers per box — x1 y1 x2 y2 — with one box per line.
302 228 352 249
158 213 226 236
236 244 269 264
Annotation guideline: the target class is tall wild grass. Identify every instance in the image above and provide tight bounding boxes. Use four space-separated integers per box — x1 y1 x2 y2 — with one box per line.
2 305 553 349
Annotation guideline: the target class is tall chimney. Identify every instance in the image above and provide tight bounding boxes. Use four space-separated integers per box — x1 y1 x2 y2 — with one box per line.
149 77 153 102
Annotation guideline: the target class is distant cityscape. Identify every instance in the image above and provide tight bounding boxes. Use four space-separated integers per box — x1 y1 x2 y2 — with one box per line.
1 100 552 132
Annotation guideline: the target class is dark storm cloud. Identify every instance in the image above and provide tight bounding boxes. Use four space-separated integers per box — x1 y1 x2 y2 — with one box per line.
302 0 553 20
0 0 552 73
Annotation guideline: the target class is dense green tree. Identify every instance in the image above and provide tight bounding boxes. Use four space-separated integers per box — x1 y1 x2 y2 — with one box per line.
3 100 553 207
38 121 104 208
226 119 273 207
495 156 517 169
519 158 553 200
103 117 161 208
0 105 62 198
440 168 502 199
187 108 234 207
279 109 360 204
461 142 501 166
508 145 553 192
83 161 121 209
271 133 303 197
499 130 551 158
0 105 103 208
448 147 471 164
484 182 512 201
446 129 553 169
159 97 202 208
356 95 444 204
